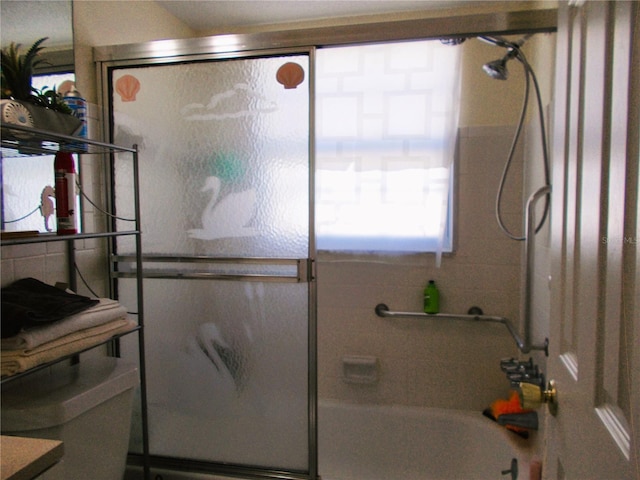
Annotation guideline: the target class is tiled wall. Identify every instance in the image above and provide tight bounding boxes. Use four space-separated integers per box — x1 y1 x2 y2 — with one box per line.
1 235 110 295
317 125 525 412
1 242 68 287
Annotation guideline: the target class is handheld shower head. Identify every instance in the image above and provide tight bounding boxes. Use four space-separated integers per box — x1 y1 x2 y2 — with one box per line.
481 34 531 81
483 46 521 80
483 56 510 80
477 32 552 242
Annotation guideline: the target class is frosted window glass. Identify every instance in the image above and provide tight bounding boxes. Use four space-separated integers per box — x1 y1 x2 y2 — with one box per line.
111 54 311 472
387 94 428 135
112 55 309 258
119 278 309 469
320 97 358 136
316 41 460 255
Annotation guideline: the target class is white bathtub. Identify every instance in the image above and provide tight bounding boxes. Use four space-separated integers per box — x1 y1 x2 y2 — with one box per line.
318 400 535 480
125 401 535 480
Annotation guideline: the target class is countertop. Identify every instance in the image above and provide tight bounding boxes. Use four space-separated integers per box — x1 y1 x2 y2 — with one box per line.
1 436 63 480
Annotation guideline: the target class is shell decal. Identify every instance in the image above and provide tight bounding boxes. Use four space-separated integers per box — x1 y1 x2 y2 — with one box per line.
276 62 304 89
116 74 141 102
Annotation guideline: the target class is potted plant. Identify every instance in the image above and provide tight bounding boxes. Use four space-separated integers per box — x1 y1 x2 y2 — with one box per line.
1 37 81 136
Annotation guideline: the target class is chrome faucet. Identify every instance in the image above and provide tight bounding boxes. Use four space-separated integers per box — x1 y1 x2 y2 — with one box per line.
500 357 558 415
500 357 545 388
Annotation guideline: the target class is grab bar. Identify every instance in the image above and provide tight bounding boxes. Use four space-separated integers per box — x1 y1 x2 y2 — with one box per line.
375 304 548 356
523 185 551 355
374 185 551 356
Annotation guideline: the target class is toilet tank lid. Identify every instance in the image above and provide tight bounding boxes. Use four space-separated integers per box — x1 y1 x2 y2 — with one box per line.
1 357 139 432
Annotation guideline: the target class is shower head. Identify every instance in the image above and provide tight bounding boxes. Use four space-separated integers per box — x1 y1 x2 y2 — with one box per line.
480 34 532 81
482 44 522 81
483 56 510 80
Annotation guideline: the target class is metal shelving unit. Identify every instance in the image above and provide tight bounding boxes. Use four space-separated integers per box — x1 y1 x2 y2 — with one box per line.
1 121 150 478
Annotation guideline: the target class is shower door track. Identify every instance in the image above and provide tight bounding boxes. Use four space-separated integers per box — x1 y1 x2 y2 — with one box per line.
127 453 312 480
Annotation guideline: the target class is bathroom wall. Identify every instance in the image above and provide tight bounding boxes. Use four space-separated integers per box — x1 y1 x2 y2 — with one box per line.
72 0 195 105
317 124 524 412
317 34 556 412
1 2 557 413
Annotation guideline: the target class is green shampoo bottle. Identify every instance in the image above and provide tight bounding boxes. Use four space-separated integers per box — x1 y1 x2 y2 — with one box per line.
423 280 440 314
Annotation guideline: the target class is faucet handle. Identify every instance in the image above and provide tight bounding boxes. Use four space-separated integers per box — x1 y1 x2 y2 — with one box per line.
508 371 542 384
500 357 519 372
500 357 535 373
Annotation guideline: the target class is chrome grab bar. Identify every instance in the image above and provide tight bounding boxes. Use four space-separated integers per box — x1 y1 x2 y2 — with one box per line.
374 184 552 356
522 185 551 354
375 303 548 356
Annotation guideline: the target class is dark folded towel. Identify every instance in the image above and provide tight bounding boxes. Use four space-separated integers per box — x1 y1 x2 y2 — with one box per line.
1 278 99 338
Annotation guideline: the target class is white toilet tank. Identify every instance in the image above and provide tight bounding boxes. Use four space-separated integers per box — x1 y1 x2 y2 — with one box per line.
1 356 138 480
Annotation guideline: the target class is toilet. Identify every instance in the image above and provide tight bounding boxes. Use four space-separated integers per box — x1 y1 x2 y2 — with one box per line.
1 356 139 480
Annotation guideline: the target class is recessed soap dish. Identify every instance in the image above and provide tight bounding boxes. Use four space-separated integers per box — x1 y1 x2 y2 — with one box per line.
342 355 379 384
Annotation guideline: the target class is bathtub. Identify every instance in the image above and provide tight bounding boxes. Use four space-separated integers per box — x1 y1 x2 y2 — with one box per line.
126 401 535 480
318 400 535 480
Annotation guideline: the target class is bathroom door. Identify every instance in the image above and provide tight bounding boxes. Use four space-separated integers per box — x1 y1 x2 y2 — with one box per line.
546 1 639 478
107 53 315 476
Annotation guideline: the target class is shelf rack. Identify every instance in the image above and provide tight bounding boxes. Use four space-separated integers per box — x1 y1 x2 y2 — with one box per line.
1 121 150 479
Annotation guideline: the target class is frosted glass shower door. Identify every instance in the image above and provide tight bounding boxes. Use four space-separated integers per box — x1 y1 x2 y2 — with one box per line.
110 54 312 472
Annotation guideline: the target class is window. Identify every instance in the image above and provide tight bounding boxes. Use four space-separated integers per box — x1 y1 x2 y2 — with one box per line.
315 40 460 259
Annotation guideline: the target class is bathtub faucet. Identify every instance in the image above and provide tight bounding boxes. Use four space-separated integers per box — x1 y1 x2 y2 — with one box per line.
501 357 558 415
500 357 544 388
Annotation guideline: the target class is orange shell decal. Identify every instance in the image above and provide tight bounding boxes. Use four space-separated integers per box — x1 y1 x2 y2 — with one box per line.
116 74 141 102
276 62 304 89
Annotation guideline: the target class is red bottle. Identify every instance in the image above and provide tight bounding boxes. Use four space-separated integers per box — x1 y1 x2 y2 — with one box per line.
54 152 78 234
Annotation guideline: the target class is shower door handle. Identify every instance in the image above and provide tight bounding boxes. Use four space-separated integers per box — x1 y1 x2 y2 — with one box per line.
112 255 314 283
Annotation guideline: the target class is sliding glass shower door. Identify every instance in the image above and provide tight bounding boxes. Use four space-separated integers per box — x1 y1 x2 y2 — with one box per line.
108 53 314 475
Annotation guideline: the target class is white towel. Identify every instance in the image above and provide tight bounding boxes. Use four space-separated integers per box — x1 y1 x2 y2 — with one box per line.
1 297 128 351
1 317 137 377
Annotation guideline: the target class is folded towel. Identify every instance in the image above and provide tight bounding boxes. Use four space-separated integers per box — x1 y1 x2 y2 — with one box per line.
1 317 137 377
1 297 128 351
1 278 99 337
